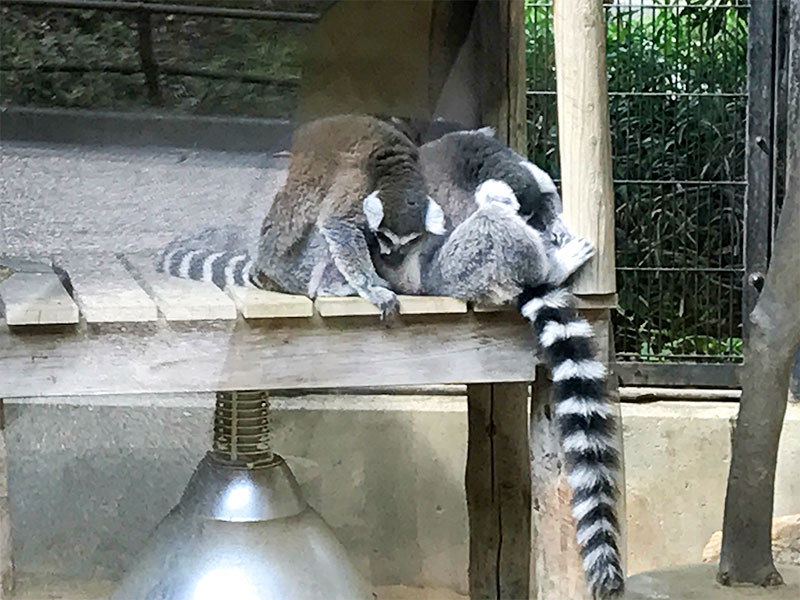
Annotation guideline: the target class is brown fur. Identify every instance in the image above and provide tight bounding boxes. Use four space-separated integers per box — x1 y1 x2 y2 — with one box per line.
254 115 431 314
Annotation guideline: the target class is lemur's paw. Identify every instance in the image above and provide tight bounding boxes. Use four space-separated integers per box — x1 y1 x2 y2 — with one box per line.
554 236 595 277
366 286 400 322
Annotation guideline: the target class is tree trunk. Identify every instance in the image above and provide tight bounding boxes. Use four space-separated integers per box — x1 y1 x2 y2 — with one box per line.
718 0 800 585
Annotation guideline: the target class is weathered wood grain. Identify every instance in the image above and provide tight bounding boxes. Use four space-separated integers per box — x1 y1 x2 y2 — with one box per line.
314 296 380 317
59 256 157 323
474 294 618 314
398 295 467 314
227 287 313 319
0 272 78 325
466 382 532 599
0 402 11 597
553 0 616 295
124 255 237 321
0 314 538 399
530 309 626 599
507 0 528 155
315 295 467 317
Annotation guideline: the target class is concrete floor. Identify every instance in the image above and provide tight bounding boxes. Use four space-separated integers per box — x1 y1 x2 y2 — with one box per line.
9 577 467 600
1 141 287 258
626 564 800 599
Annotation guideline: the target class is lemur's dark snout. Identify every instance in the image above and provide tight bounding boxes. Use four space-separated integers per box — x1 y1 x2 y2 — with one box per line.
383 252 405 267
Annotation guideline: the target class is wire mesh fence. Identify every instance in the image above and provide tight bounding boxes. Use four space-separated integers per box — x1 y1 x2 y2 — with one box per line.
526 0 749 363
2 0 751 364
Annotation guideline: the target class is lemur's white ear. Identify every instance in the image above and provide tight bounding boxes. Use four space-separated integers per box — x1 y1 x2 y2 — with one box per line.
425 197 446 235
363 191 384 231
475 179 520 210
475 126 496 138
520 160 558 195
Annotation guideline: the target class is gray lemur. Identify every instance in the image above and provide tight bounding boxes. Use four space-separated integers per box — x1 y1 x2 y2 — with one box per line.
157 114 445 317
376 128 624 600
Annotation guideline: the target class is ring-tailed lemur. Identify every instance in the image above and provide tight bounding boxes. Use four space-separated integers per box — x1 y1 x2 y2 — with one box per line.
375 128 624 600
157 114 445 318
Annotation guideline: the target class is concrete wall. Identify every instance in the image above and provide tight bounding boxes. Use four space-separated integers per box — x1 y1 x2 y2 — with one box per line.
623 402 800 575
4 398 799 592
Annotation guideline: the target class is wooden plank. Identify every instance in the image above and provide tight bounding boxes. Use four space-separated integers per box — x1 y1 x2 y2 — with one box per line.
397 295 467 315
315 295 467 317
615 362 741 389
0 314 538 399
59 256 157 323
553 0 616 295
124 255 236 321
314 296 380 317
227 287 313 319
466 382 531 599
620 386 741 401
474 293 619 313
0 272 78 325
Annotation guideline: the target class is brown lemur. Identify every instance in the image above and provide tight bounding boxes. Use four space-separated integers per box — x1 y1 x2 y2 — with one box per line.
158 114 445 318
373 127 624 600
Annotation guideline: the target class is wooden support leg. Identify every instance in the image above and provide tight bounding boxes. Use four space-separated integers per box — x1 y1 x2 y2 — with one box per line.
529 309 626 599
466 382 531 599
0 400 13 598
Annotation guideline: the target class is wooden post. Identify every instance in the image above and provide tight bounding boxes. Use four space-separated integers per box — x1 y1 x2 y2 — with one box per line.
506 0 528 156
466 383 531 599
471 0 527 152
530 312 626 599
0 401 13 598
534 1 624 598
553 0 616 296
463 4 534 598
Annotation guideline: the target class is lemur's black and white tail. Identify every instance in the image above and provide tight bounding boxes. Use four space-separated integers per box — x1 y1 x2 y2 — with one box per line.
518 284 624 600
156 241 255 289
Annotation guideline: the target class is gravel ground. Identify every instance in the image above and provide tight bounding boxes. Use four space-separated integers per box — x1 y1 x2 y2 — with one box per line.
1 141 289 260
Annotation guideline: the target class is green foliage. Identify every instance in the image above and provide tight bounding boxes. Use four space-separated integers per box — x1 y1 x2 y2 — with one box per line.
524 0 748 361
1 6 144 108
638 334 742 362
0 4 306 117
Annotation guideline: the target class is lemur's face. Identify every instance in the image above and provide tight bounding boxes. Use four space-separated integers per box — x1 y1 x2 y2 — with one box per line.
372 228 425 267
360 189 443 293
362 189 445 267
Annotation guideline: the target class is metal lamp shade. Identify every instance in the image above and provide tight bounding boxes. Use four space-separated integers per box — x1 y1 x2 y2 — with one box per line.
112 392 372 600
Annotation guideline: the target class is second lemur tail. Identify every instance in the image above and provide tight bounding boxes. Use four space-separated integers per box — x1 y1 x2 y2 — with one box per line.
518 283 624 599
156 240 255 289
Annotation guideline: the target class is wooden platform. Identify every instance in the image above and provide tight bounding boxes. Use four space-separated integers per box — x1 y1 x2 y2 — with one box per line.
0 254 540 400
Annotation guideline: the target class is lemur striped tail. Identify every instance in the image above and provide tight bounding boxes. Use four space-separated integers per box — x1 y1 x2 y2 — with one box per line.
518 284 624 600
156 243 255 289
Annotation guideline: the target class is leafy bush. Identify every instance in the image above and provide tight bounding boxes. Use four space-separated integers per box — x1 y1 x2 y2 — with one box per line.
525 0 748 361
0 2 307 117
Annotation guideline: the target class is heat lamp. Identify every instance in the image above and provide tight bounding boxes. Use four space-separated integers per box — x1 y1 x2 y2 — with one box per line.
112 390 372 600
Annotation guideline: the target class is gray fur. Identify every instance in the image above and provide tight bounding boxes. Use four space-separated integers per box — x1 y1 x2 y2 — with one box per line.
253 114 443 318
418 129 565 236
374 130 623 599
155 227 256 289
